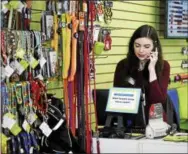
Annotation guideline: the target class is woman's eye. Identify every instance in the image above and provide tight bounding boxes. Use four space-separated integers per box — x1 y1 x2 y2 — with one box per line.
135 45 140 48
144 46 150 48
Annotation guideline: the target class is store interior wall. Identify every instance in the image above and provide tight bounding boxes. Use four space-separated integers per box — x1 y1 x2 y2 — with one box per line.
94 1 188 90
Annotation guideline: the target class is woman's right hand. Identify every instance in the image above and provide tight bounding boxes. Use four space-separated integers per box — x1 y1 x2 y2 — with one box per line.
148 48 158 72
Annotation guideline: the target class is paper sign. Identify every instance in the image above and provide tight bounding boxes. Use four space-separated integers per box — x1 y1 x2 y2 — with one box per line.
106 88 141 114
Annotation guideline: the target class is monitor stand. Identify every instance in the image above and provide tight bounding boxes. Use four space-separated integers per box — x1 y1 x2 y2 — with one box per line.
101 113 126 138
104 113 125 129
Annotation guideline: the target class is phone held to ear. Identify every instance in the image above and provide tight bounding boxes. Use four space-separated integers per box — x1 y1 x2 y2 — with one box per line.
152 41 157 52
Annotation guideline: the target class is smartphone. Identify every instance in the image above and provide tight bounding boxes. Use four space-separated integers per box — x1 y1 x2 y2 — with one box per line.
152 41 157 52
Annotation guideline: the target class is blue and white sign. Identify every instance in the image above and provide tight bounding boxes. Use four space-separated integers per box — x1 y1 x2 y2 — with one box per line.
106 88 141 114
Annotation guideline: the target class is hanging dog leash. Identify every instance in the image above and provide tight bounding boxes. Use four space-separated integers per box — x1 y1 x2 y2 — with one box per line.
84 1 90 152
77 0 86 151
68 1 79 135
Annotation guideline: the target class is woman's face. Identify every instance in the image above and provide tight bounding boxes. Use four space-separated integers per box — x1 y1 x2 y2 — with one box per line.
134 37 154 61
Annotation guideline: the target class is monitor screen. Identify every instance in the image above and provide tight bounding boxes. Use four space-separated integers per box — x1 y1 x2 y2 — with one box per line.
93 89 145 128
165 0 188 38
106 88 141 114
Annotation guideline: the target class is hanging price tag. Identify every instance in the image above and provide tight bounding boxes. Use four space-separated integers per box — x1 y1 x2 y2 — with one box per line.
20 60 29 70
93 25 101 43
4 65 14 77
39 56 47 68
2 113 16 129
14 60 25 75
49 51 57 75
0 67 6 80
2 113 22 136
29 147 34 154
22 120 31 132
9 61 17 71
27 112 38 125
28 55 39 69
39 122 52 137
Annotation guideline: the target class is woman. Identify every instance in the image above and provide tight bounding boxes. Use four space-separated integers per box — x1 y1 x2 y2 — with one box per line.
113 25 170 126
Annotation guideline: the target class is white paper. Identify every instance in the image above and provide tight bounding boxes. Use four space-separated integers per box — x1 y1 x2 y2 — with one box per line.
4 65 14 77
3 115 16 130
39 56 47 68
15 60 25 75
49 52 57 74
39 122 52 137
27 112 37 125
0 67 6 81
22 120 30 132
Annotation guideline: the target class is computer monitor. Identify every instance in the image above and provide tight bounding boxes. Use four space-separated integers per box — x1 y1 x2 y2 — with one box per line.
93 89 109 126
93 89 145 129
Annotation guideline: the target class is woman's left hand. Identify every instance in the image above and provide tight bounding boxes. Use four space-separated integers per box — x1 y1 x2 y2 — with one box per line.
148 48 158 71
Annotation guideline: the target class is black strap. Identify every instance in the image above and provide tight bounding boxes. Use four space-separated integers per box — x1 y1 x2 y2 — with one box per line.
77 0 86 152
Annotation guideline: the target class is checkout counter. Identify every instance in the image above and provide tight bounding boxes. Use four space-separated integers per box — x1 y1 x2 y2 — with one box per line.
92 137 188 153
93 88 188 153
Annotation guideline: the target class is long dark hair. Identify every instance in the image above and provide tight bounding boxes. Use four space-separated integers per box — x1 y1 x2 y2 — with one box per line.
127 24 164 79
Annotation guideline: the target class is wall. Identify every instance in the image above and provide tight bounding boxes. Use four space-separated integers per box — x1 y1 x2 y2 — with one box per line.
88 0 188 130
94 0 188 90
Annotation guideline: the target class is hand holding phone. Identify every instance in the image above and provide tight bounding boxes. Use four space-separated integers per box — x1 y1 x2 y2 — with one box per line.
148 46 158 71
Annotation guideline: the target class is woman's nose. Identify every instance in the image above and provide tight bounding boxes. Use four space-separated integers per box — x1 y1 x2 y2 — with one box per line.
139 47 145 53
